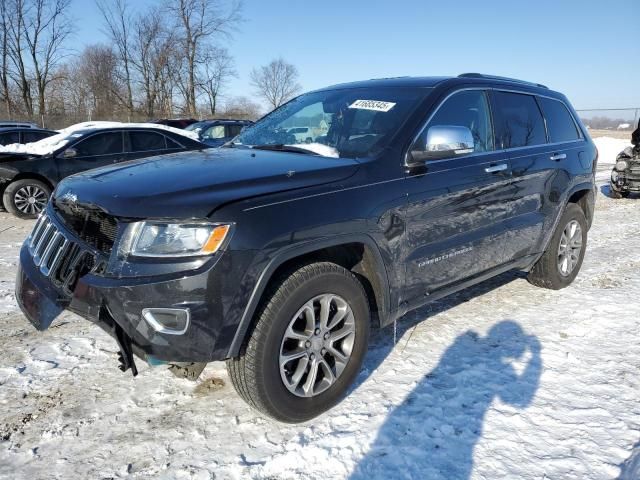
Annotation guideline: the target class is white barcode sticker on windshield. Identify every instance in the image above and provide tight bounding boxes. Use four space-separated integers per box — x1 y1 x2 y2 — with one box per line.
348 99 396 112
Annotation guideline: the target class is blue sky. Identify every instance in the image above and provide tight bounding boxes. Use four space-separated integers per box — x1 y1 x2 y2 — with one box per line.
73 0 639 112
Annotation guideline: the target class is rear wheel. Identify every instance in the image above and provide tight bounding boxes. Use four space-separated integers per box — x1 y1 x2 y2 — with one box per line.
227 262 370 423
2 179 51 219
527 203 587 290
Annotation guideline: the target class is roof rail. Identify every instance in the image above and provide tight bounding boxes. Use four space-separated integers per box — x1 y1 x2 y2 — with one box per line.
458 73 548 89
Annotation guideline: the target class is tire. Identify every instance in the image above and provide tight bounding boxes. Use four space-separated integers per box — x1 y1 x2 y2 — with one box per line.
227 262 370 423
2 179 51 219
527 203 587 290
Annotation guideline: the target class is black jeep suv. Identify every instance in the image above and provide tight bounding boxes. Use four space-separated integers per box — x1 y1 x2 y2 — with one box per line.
610 119 640 198
16 74 596 423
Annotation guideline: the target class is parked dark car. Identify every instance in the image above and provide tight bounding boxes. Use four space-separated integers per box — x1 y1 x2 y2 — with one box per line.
16 74 596 423
151 118 198 129
0 127 57 146
0 123 206 218
185 119 253 147
610 119 640 198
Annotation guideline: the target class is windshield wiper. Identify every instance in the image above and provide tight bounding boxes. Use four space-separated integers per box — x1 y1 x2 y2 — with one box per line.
250 144 319 155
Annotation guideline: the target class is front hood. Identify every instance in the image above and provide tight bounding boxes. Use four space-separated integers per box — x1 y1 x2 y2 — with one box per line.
54 148 360 218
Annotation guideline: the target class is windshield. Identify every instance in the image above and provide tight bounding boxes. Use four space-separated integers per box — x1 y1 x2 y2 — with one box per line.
235 87 430 158
185 121 208 132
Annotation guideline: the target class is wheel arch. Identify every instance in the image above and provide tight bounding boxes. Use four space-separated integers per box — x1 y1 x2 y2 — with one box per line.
8 172 55 191
227 234 391 358
566 184 595 228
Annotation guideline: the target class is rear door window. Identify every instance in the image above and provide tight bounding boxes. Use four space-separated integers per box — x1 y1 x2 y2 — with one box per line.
23 131 52 143
227 125 244 137
74 132 124 157
493 91 546 148
538 97 581 143
130 131 167 152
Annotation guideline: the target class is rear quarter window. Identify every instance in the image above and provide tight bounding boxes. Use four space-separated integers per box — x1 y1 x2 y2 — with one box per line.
493 91 546 148
538 97 581 143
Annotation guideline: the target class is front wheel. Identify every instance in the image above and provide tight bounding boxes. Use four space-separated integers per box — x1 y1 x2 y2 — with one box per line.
2 179 51 219
227 262 370 423
527 203 587 290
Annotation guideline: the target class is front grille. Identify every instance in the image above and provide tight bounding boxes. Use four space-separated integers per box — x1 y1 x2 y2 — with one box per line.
28 214 96 295
52 201 118 254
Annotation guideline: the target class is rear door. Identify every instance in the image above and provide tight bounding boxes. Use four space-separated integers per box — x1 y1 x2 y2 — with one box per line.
493 91 583 260
56 131 126 180
402 89 514 303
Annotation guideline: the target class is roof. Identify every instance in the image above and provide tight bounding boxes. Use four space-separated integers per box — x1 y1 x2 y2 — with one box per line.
317 73 557 96
0 127 55 133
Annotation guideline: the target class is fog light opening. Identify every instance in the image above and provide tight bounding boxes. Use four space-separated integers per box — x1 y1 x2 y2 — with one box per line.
142 308 190 335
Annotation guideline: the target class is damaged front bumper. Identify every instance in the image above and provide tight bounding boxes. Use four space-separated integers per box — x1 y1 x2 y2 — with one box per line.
15 208 244 373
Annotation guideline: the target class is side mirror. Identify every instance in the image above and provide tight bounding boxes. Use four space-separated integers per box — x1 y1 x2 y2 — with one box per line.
62 147 77 158
409 125 475 163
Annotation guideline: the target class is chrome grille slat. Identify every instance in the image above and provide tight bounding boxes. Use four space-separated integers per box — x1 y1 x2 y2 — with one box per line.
43 238 69 277
29 215 47 249
39 231 62 270
26 212 97 293
33 223 53 265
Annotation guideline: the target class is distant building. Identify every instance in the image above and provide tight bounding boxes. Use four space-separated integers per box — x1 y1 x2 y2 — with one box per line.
618 123 631 130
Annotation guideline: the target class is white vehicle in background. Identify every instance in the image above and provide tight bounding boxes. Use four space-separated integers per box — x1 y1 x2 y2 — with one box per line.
287 126 313 143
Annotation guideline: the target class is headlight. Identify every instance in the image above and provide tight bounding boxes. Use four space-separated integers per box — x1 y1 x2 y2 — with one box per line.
611 170 619 182
126 221 232 257
616 160 629 171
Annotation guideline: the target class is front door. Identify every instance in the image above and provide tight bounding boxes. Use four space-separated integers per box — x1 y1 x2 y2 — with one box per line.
56 131 126 180
402 89 514 304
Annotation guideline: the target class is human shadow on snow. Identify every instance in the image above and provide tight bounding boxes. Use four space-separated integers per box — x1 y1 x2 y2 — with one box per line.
349 272 542 480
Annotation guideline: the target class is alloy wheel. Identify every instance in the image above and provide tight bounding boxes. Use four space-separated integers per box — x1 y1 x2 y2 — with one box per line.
557 219 582 276
14 185 47 215
279 294 356 398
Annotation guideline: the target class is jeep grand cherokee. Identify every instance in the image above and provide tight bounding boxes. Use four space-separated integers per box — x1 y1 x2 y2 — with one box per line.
15 74 597 423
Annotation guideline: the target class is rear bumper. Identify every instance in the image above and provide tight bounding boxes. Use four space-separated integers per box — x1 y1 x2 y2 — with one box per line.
15 213 254 364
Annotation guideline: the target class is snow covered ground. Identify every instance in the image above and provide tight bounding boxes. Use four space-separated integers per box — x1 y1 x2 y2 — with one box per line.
1 137 639 480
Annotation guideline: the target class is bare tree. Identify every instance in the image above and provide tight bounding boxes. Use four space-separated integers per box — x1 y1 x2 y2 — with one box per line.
96 0 134 116
221 95 261 120
250 57 301 110
199 47 235 116
15 0 73 116
6 0 33 115
131 7 169 118
0 0 13 116
165 0 241 115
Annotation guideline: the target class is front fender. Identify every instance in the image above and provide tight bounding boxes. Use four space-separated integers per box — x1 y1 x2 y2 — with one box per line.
226 233 391 358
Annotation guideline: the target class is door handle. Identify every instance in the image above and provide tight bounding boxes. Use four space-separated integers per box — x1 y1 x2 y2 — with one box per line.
484 163 508 173
550 153 567 161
